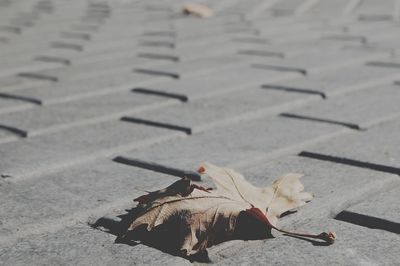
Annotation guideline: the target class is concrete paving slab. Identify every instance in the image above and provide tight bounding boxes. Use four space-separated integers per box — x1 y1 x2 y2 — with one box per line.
0 91 168 135
124 87 311 134
343 185 400 224
299 118 400 170
119 116 339 172
211 218 400 265
277 84 400 129
263 64 400 97
252 49 389 75
0 120 180 178
0 224 191 266
4 64 298 105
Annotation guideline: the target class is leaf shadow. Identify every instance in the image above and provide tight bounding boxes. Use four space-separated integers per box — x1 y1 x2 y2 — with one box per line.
90 206 274 263
90 207 211 262
283 234 332 246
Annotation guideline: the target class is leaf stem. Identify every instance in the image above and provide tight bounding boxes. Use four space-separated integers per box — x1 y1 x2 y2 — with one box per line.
246 208 336 244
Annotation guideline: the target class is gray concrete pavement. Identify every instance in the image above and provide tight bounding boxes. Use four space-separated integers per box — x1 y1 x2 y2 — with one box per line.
0 0 399 265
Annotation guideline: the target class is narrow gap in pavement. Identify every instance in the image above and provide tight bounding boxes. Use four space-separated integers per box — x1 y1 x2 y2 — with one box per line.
298 151 400 175
279 113 363 130
252 64 307 75
50 42 83 51
262 84 326 99
237 49 285 58
321 34 367 44
34 55 71 66
134 68 180 79
18 72 59 82
121 116 192 135
335 211 400 234
132 88 188 102
0 92 42 105
113 156 201 181
138 40 175 48
60 32 91 41
366 61 400 69
0 124 28 138
137 52 179 62
359 14 392 21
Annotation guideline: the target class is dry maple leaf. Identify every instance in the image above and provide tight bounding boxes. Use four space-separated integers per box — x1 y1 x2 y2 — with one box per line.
182 3 214 18
123 163 335 258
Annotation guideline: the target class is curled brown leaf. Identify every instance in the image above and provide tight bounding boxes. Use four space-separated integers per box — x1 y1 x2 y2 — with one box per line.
123 163 335 258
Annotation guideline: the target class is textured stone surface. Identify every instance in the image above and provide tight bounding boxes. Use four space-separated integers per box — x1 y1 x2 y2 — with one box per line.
344 185 400 222
210 218 400 265
0 120 180 178
1 0 400 265
278 84 400 128
302 118 400 169
266 64 400 97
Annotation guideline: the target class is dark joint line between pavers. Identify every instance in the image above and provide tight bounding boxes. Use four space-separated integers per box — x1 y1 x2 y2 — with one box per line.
298 151 400 176
279 113 362 130
321 35 367 44
261 84 326 99
132 88 188 102
138 40 175 49
252 64 307 75
121 116 192 135
18 72 59 82
335 211 400 234
137 52 179 62
134 68 179 79
34 55 71 66
366 61 400 69
0 124 28 138
50 42 84 51
358 14 393 21
60 32 91 41
113 156 201 181
0 92 42 105
237 50 285 58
